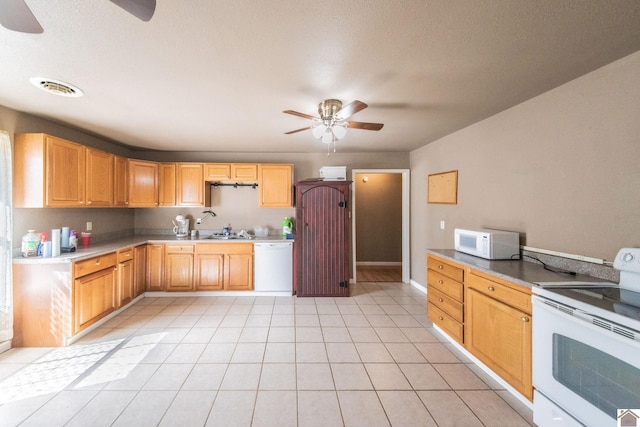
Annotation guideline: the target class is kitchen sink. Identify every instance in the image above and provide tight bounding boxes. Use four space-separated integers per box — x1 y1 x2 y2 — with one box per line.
205 233 251 240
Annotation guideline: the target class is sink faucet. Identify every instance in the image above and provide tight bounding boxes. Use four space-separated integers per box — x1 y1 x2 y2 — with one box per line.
222 224 232 236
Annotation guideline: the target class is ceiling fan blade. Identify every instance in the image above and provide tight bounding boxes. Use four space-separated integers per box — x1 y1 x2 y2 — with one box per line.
109 0 156 22
334 100 368 121
283 110 318 120
285 126 314 135
0 0 43 33
346 121 384 131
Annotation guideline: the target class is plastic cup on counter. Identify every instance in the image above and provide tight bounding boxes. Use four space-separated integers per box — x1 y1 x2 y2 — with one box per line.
80 232 91 247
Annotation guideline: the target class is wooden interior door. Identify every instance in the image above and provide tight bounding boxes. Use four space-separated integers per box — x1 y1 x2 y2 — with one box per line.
296 182 350 297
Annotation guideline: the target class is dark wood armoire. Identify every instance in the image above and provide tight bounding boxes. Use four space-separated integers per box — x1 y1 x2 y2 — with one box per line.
294 180 351 297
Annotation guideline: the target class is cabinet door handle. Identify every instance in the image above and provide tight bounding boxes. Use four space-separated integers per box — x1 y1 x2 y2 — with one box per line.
438 298 444 302
438 316 444 321
438 280 443 284
487 286 495 291
95 260 101 266
521 316 530 322
438 265 444 269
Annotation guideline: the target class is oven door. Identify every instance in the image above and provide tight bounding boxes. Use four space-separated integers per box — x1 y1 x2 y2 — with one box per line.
532 296 640 427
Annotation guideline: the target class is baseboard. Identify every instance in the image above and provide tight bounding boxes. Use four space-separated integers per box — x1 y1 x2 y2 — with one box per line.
0 340 11 354
410 279 426 294
356 262 402 267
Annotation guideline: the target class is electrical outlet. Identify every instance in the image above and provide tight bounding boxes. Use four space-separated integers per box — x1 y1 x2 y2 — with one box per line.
196 218 202 225
86 222 92 231
440 220 445 230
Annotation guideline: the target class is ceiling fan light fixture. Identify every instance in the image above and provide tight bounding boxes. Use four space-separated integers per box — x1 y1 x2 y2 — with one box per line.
321 129 334 144
332 124 347 139
29 77 84 97
312 125 326 139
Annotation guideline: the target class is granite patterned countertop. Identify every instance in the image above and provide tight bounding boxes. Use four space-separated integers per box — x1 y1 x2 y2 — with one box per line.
427 249 610 289
14 234 293 264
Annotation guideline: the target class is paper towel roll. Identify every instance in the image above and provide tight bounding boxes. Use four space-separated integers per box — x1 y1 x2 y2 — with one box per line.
52 228 61 257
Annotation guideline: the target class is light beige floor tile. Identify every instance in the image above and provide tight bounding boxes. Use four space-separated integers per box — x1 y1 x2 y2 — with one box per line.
168 315 200 328
389 314 422 327
364 363 412 390
271 314 295 327
433 363 489 390
231 343 266 363
20 390 97 427
164 343 206 363
337 390 390 426
380 304 409 315
319 314 346 327
199 342 236 363
316 304 340 315
358 304 385 314
295 304 318 315
267 327 295 342
325 342 361 363
143 363 193 390
385 343 427 363
375 327 409 343
348 327 381 342
373 296 396 305
220 314 248 327
66 390 137 427
139 342 177 364
182 363 227 390
211 327 242 343
245 314 271 327
205 390 256 427
264 342 296 363
252 390 297 427
295 314 321 327
220 363 261 390
297 390 343 427
414 342 460 363
296 363 334 390
365 314 396 327
250 304 274 315
182 304 208 315
457 390 532 426
112 390 176 427
398 363 450 390
330 363 373 390
272 305 295 315
159 305 187 316
296 327 323 342
227 305 252 315
354 342 394 362
259 363 296 390
0 347 52 364
378 390 438 426
194 315 223 328
467 363 507 390
342 314 370 327
496 390 535 425
159 327 190 343
158 390 216 427
103 363 159 390
417 390 483 426
239 327 269 342
182 327 217 343
338 305 363 315
322 327 352 342
296 342 328 363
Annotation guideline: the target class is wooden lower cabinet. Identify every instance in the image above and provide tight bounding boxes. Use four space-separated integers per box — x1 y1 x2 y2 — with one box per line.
73 253 118 334
146 244 165 291
426 254 465 344
194 243 254 291
166 244 195 291
464 269 533 401
133 244 147 296
117 248 134 307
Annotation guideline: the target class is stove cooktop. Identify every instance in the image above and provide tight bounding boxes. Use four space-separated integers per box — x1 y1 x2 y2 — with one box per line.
538 286 640 323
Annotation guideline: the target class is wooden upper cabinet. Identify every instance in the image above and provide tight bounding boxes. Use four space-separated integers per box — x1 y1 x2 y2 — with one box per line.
204 163 231 181
158 163 176 207
113 155 129 207
177 163 210 206
231 163 258 182
258 164 293 208
128 159 159 207
86 148 114 207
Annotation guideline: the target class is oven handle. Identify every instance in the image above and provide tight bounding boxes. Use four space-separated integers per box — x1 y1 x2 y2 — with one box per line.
532 296 640 345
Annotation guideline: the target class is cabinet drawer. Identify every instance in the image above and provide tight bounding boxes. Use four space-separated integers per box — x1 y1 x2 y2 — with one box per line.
428 302 463 343
196 243 253 255
74 253 117 278
466 271 531 314
117 248 133 263
427 255 464 282
428 286 463 322
428 269 463 301
166 244 195 254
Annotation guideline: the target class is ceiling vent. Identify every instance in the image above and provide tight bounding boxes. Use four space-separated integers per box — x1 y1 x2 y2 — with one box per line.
29 77 84 97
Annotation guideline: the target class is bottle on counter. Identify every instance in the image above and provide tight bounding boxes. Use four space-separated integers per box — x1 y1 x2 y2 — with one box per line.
21 230 40 257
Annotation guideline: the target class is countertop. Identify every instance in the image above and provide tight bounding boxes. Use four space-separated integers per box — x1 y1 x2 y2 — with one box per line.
14 234 294 264
427 249 607 289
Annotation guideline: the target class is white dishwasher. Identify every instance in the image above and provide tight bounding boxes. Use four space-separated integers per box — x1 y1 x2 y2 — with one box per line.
254 241 293 292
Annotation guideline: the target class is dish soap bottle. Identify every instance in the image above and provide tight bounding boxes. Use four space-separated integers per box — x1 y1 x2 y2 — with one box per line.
21 230 40 257
282 217 293 237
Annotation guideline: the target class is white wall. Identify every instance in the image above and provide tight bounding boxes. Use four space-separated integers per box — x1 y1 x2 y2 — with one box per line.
410 51 640 286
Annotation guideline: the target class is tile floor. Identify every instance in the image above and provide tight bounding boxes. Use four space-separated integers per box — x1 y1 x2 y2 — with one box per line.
0 282 534 426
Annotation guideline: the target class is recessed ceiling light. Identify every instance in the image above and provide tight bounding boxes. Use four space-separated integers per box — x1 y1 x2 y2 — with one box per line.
29 77 84 97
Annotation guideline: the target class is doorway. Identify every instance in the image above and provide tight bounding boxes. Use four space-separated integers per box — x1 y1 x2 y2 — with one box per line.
351 169 410 283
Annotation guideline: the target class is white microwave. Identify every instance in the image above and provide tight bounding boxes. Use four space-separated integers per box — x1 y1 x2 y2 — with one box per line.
454 228 520 260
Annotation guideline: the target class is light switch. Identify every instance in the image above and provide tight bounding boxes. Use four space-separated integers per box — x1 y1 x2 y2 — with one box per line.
440 220 445 230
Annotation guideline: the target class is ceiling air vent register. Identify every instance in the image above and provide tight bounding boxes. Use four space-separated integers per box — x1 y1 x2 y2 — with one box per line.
29 77 84 97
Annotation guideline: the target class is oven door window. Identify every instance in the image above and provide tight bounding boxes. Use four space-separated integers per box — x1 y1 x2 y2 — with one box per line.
553 334 640 419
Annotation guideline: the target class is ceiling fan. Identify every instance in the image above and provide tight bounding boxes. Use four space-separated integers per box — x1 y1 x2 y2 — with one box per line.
0 0 156 34
284 99 384 154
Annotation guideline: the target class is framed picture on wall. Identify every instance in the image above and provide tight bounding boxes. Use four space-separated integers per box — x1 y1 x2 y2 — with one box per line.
428 170 458 204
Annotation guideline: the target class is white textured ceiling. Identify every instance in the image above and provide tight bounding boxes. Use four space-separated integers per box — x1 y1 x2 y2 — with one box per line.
1 0 640 153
